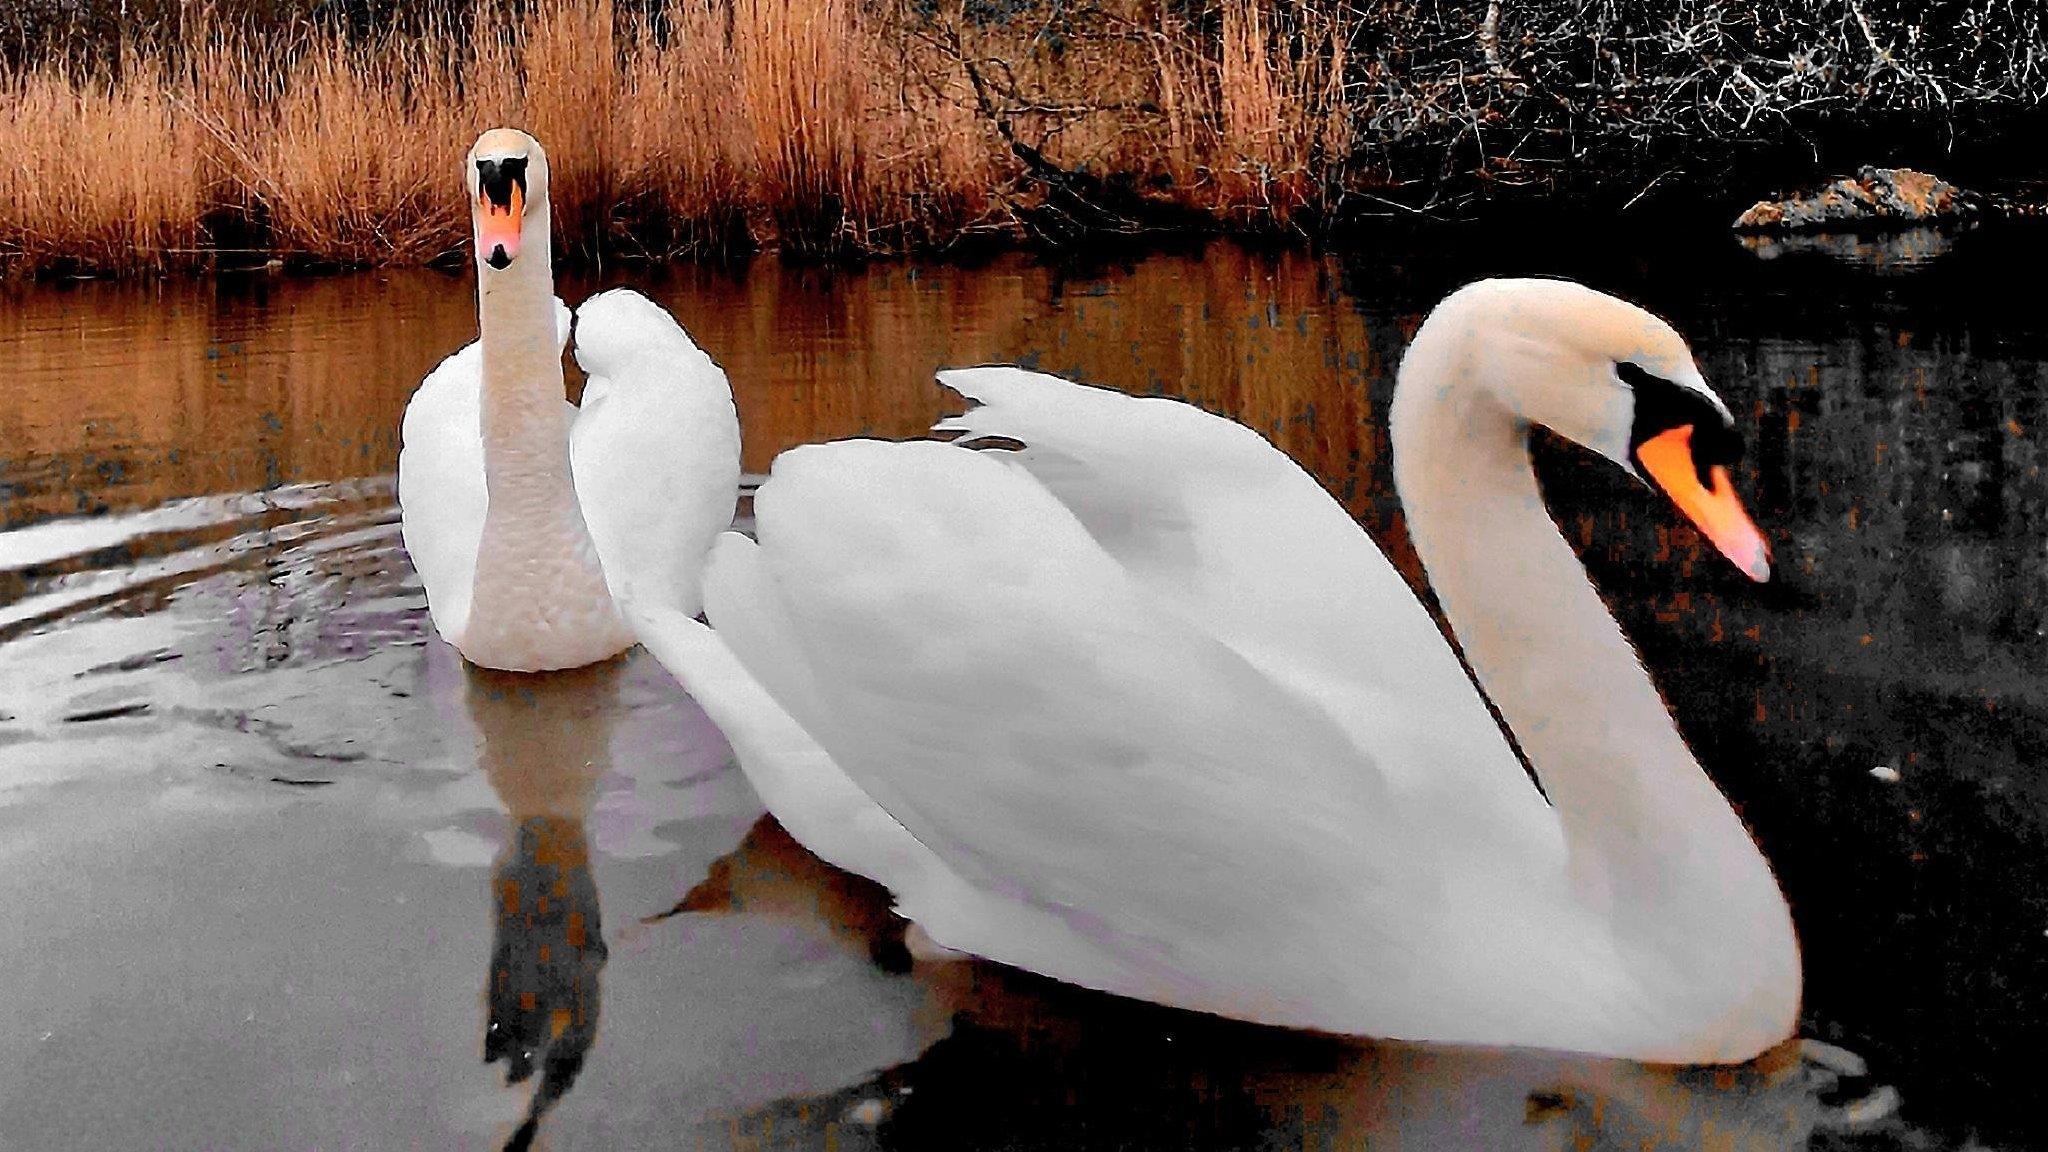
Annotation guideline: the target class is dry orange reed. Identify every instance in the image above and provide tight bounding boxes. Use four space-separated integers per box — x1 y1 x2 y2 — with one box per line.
0 0 1357 276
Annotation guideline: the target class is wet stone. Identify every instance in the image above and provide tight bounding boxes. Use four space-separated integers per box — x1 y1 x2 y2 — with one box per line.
1735 168 1978 232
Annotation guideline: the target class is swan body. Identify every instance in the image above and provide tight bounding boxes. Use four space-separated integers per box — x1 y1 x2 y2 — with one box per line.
398 130 740 672
628 278 1800 1064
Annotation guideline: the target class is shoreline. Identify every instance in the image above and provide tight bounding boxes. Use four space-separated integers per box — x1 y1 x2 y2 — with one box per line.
11 197 2043 286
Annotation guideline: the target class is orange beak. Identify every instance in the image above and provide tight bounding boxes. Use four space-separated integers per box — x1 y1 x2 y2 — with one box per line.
1635 425 1771 582
477 184 523 269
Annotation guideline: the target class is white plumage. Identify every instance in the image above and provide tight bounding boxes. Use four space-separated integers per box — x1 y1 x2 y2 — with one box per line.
398 301 569 650
397 130 739 672
571 288 743 619
632 278 1801 1065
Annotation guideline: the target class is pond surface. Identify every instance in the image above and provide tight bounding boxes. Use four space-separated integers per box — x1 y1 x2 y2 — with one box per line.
3 221 2047 1150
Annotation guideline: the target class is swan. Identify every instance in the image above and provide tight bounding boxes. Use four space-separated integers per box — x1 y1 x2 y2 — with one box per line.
398 128 740 672
626 277 1800 1064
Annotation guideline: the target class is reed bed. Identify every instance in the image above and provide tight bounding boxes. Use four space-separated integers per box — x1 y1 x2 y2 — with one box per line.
0 46 209 274
0 0 1362 274
2 0 2043 276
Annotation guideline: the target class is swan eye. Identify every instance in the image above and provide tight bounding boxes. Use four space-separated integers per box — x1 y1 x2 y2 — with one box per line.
476 157 529 212
1620 361 1741 486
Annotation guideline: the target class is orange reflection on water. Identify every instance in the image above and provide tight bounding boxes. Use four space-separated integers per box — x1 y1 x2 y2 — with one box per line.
1 247 1394 531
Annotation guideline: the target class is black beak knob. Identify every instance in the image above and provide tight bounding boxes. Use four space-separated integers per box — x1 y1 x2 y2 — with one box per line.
486 246 512 270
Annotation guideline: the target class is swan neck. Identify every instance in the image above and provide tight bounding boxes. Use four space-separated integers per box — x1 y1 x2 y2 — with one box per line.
477 203 568 504
1390 355 1780 923
465 199 619 651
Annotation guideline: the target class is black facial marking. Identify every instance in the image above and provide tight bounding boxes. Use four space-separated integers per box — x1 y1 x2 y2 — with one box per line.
1621 361 1743 487
476 156 528 210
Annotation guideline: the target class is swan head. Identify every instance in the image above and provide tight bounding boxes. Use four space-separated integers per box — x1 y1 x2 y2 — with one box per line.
1428 278 1770 582
466 129 550 273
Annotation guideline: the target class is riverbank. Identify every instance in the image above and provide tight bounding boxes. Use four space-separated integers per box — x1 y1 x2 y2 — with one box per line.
3 0 2044 277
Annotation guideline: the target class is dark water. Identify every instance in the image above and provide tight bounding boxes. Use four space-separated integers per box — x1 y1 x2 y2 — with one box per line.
2 222 2045 1149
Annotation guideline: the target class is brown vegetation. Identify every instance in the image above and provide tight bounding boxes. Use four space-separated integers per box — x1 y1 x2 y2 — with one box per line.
1 0 2043 276
0 0 1014 273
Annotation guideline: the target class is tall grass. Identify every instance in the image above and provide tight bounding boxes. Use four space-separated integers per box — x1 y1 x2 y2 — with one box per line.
248 25 490 264
3 0 2043 275
1155 0 1355 222
0 46 209 273
615 0 750 256
0 0 990 272
0 0 1368 274
733 0 863 249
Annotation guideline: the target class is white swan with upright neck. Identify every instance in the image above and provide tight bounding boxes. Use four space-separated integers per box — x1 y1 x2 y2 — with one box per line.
399 129 741 671
627 277 1800 1064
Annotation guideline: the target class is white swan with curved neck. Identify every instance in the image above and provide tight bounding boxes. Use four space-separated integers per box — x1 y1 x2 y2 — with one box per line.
626 278 1800 1064
399 129 741 672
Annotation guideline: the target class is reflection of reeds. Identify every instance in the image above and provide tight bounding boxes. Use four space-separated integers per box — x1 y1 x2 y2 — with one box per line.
0 0 1363 275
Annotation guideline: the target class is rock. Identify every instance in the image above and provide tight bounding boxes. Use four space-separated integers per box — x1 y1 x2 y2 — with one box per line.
1734 167 1976 231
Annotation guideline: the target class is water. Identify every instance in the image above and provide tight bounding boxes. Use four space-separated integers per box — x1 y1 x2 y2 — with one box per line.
3 222 2046 1149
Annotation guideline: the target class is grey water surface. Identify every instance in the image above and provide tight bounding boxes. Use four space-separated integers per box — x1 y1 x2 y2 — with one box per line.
2 224 2044 1150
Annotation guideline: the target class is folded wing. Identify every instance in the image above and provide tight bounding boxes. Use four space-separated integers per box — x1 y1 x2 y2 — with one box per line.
707 438 1472 1022
570 289 742 616
934 367 1557 854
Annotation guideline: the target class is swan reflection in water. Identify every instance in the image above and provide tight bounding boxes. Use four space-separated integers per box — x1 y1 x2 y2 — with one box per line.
453 653 1897 1150
467 661 623 1151
678 815 1897 1152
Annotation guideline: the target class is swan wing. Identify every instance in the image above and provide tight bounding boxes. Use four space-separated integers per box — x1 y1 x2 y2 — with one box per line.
933 367 1556 850
626 584 964 915
399 298 572 644
629 555 1235 1007
706 437 1472 1028
570 289 742 616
